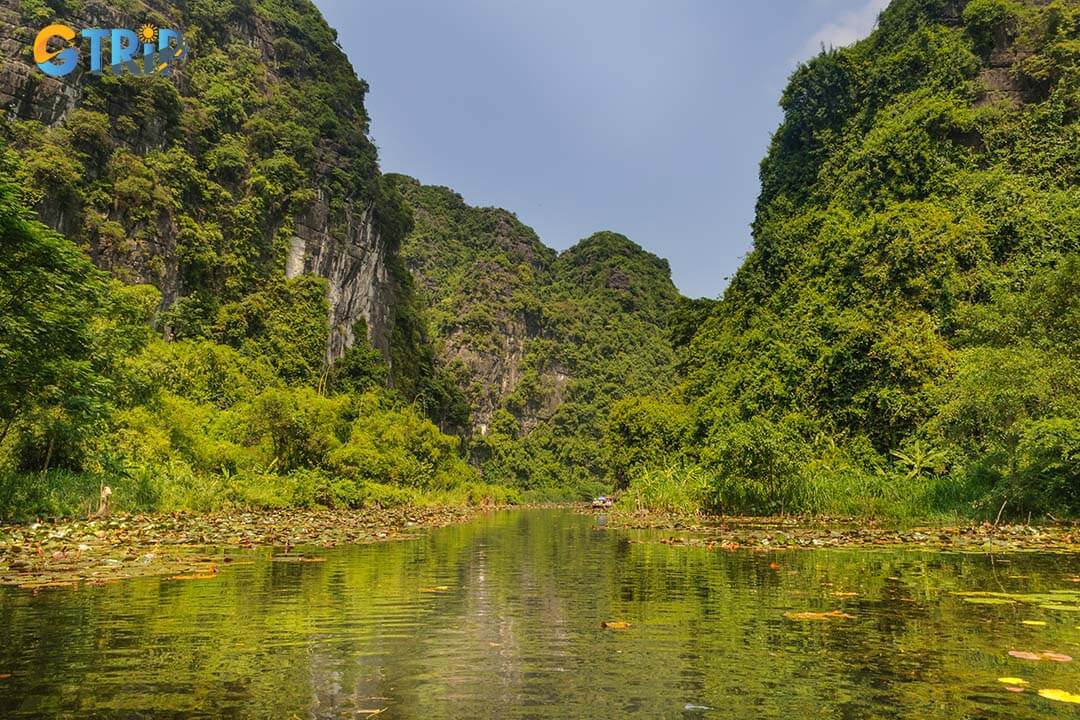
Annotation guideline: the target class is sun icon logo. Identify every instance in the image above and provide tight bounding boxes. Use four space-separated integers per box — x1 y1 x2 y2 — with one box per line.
138 23 158 44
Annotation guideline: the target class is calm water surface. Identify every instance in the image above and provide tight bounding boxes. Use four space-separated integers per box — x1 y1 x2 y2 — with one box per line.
2 509 1080 718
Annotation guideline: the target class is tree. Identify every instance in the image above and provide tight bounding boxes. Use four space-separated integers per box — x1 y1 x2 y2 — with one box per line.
0 170 110 470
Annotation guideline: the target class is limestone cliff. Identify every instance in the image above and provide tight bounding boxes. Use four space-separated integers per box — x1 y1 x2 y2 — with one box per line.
389 175 681 466
0 0 399 362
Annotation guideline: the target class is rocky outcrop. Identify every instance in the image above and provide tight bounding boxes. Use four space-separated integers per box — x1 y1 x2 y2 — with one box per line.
0 0 396 362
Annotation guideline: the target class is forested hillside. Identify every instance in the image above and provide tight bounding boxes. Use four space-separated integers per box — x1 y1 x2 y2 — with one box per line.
391 177 682 497
0 0 503 518
613 0 1080 519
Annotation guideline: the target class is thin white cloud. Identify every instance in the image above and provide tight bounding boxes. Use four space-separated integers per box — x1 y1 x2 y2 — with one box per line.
799 0 890 59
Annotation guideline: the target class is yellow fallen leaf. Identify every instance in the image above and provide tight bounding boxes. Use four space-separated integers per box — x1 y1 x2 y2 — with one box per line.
421 585 451 593
168 573 217 581
1038 689 1080 704
601 621 631 630
1022 620 1048 626
998 678 1029 686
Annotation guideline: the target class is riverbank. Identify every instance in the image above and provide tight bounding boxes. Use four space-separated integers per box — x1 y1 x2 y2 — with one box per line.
595 511 1080 553
0 506 488 590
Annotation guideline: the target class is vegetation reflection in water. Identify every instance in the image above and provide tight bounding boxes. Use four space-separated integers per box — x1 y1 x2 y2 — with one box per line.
2 509 1080 719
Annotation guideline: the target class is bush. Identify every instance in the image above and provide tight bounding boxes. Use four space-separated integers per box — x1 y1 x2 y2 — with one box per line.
963 0 1021 54
703 417 810 515
1013 417 1080 516
604 396 693 489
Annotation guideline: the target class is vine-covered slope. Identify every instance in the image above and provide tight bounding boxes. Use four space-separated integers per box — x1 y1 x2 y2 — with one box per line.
614 0 1080 518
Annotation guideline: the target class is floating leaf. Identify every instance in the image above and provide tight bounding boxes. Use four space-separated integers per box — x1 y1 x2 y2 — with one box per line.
1022 620 1048 626
1040 651 1072 663
1040 603 1080 612
1038 689 1080 704
1009 651 1043 661
1004 686 1026 693
998 678 1029 686
784 610 855 621
421 585 451 593
601 621 631 630
964 597 1015 605
0 674 9 680
168 574 217 581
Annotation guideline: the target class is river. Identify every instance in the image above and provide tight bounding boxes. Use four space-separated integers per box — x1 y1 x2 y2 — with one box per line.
1 509 1079 718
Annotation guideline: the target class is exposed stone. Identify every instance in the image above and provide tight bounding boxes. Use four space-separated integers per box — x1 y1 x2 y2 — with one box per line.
0 0 396 363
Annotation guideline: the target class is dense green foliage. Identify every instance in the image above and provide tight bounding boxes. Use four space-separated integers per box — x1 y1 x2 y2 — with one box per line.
0 172 511 520
614 0 1080 519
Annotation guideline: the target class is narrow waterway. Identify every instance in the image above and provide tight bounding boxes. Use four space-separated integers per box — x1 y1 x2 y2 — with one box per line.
1 509 1079 718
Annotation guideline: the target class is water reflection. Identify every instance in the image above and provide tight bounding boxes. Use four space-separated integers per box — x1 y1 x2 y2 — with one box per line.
1 509 1079 718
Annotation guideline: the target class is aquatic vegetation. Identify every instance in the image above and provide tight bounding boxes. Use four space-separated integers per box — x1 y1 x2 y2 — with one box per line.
0 506 486 587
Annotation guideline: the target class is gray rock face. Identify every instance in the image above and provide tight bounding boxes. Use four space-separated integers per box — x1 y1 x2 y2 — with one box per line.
293 192 393 362
0 0 395 362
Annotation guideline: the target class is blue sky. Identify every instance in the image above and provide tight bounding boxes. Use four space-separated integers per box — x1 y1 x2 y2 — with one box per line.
314 0 889 299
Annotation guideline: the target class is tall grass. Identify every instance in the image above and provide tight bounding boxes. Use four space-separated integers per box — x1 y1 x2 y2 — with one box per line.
615 465 709 515
0 466 519 522
614 461 993 523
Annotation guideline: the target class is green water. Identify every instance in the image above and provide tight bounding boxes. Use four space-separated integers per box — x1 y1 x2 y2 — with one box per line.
1 509 1080 718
